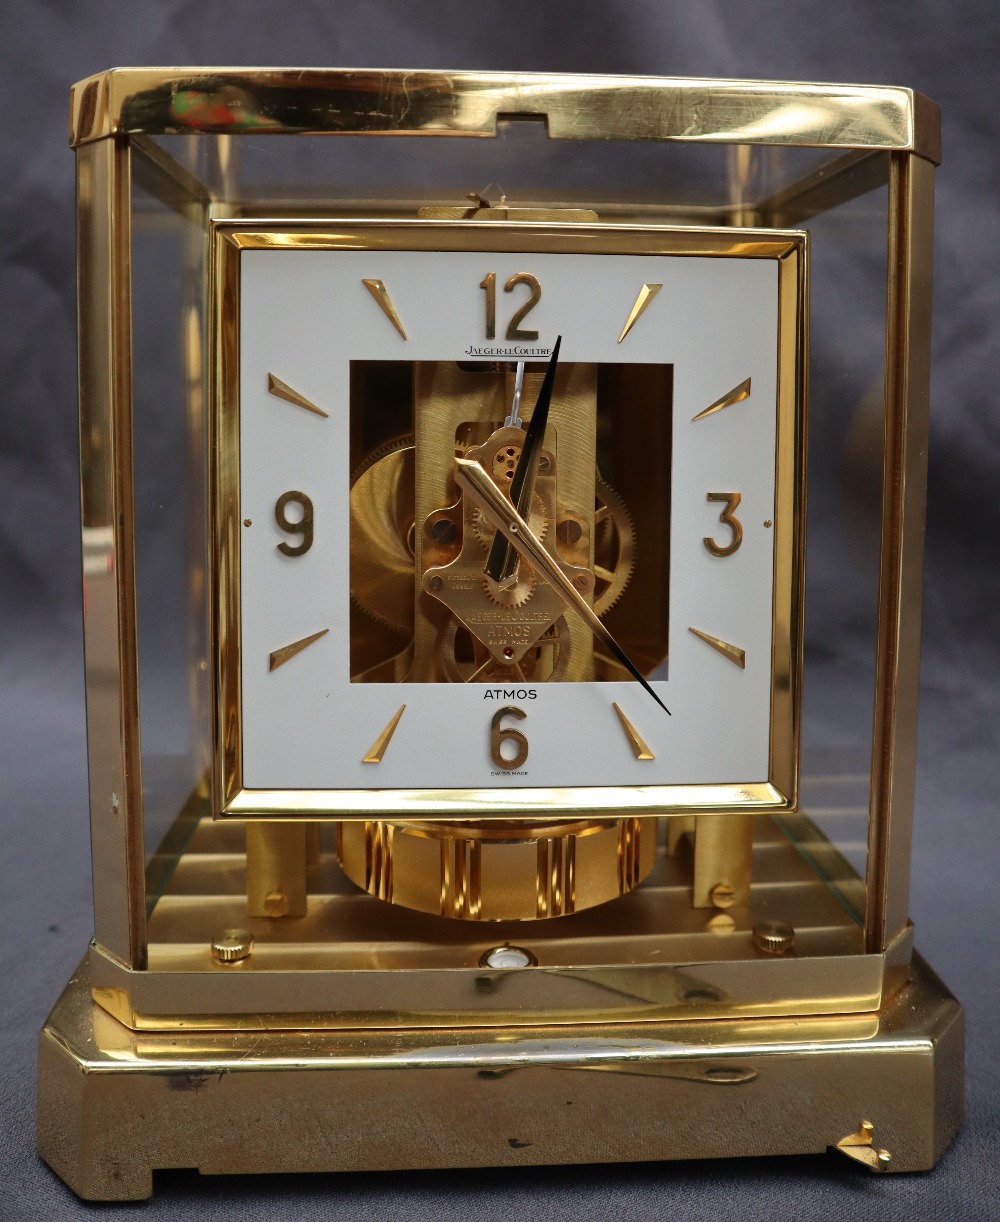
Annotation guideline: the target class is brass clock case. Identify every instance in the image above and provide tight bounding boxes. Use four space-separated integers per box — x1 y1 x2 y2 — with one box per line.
38 69 960 1199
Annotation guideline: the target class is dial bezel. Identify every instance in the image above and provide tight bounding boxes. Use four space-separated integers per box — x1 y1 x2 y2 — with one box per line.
210 219 806 819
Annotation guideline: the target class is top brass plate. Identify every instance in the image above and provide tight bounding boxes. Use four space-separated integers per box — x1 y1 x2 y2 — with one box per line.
69 69 940 163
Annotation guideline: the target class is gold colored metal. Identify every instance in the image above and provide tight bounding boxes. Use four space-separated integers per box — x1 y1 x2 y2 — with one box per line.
455 456 665 710
361 277 408 339
424 431 580 671
274 490 314 556
709 883 737 909
693 814 752 909
266 372 329 418
489 705 529 771
704 491 744 557
38 952 961 1198
337 815 657 920
97 814 885 1027
667 815 695 856
69 70 940 165
688 626 747 669
617 282 662 343
754 921 796 956
692 377 752 421
502 271 542 341
866 153 936 954
349 440 416 634
836 1120 893 1172
479 271 496 338
268 627 328 671
210 928 254 963
421 204 599 222
76 136 146 967
612 702 655 760
246 822 307 919
362 704 406 764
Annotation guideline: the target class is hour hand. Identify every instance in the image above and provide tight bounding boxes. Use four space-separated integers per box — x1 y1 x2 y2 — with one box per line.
456 455 670 715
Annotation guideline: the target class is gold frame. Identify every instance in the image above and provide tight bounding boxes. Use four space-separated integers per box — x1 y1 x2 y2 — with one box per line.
69 68 940 164
211 220 806 821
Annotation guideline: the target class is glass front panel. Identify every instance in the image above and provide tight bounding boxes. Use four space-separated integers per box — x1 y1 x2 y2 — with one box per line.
121 122 898 1013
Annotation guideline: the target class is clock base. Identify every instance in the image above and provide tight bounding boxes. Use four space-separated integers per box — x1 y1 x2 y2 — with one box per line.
38 952 962 1201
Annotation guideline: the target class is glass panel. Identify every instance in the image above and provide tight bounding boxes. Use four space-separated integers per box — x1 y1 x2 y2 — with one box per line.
126 122 894 997
794 178 892 912
129 161 212 904
144 126 847 222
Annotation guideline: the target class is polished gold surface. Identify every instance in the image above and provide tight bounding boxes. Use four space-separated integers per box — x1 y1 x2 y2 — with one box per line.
703 491 744 557
76 137 147 968
268 626 328 671
69 69 940 165
688 626 747 669
692 376 752 421
38 952 961 1198
836 1120 893 1171
361 277 408 339
210 928 254 963
612 702 655 760
693 814 752 910
362 704 406 764
267 371 330 417
866 153 936 953
274 489 314 556
617 282 662 344
489 706 529 771
246 822 307 919
753 920 796 956
93 814 893 1028
337 815 657 921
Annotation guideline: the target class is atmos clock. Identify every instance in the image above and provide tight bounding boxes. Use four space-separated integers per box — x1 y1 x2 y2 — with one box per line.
38 69 961 1199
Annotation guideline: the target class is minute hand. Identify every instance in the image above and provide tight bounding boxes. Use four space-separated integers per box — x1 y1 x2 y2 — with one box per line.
455 456 670 715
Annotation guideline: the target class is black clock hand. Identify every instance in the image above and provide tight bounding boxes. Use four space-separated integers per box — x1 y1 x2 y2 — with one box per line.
484 336 561 584
457 455 670 715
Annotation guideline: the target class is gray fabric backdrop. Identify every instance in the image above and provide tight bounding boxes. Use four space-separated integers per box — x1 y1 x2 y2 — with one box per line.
2 1 998 1217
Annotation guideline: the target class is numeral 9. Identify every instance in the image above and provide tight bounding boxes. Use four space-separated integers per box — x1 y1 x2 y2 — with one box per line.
274 491 314 556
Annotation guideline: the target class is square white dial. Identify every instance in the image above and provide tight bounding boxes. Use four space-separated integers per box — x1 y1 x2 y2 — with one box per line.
214 222 804 816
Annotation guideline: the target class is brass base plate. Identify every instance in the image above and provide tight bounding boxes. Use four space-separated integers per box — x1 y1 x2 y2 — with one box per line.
38 952 962 1200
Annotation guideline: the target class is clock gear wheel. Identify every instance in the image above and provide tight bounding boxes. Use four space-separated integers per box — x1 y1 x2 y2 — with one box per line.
470 492 549 551
482 565 536 609
348 438 416 634
440 615 571 683
593 475 636 617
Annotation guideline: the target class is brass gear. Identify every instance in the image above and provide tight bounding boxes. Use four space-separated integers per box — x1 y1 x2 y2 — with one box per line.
482 565 536 609
440 615 571 683
593 475 636 617
470 493 548 551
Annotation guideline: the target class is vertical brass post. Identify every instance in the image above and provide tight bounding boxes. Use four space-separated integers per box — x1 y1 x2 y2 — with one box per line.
247 823 309 918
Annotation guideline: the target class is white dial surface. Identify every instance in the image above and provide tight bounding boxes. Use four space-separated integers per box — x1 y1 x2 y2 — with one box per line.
232 227 800 802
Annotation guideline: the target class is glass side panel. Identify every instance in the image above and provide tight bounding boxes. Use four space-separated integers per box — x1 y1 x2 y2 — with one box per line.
129 163 212 904
793 180 892 913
